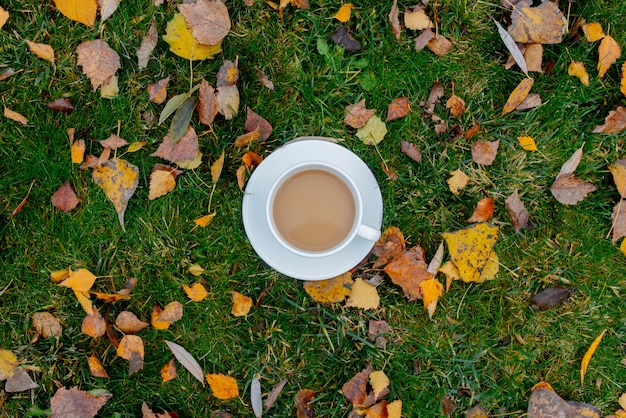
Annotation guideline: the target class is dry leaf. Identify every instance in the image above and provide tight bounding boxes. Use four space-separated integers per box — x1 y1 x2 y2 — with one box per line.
152 126 199 164
344 99 375 129
52 0 97 27
151 302 183 330
51 181 79 212
70 139 85 164
234 129 261 148
415 28 435 51
507 0 564 44
0 349 18 381
216 59 239 87
25 40 55 63
92 158 139 230
265 377 288 411
251 374 262 418
530 287 573 310
142 402 176 418
206 373 239 399
609 159 626 198
98 0 120 21
368 320 391 349
494 19 527 75
405 7 430 31
231 290 253 316
568 61 589 86
115 311 148 334
389 0 401 40
194 213 215 227
383 245 431 301
31 312 62 342
516 93 542 110
242 151 263 168
582 22 605 42
598 36 620 79
76 40 120 91
427 34 452 56
137 18 157 69
0 68 16 81
447 169 469 195
50 387 112 418
161 358 177 383
182 282 208 302
551 174 596 205
334 3 353 23
117 335 144 375
593 106 626 134
87 355 109 378
401 140 422 163
165 340 205 385
465 123 480 140
3 368 37 393
295 389 316 418
216 84 240 119
446 94 466 117
581 329 606 384
472 140 499 165
179 0 230 46
611 201 626 244
356 115 387 145
100 75 118 99
4 107 28 125
505 189 529 232
163 13 222 61
47 98 74 113
149 167 178 200
255 67 274 90
245 107 273 141
148 76 170 104
467 198 495 223
523 43 542 72
197 78 218 125
74 290 94 315
369 370 389 400
332 25 361 52
517 136 537 151
502 78 534 115
303 272 353 303
419 278 443 319
82 307 106 338
0 7 8 30
386 97 409 121
442 223 499 283
345 277 380 309
59 268 96 293
372 226 405 268
342 366 371 406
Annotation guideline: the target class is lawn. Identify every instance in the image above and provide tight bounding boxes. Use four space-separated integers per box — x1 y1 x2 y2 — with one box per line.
1 0 626 416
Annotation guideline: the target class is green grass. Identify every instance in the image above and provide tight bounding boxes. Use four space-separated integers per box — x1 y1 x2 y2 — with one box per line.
1 0 626 416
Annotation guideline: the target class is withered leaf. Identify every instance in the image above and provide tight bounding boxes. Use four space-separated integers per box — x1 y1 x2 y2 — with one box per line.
51 181 79 212
372 226 405 268
531 287 573 310
115 311 149 334
76 40 120 91
142 402 176 418
386 97 409 121
242 151 263 168
295 389 316 418
5 368 39 393
91 158 139 230
383 245 432 300
234 129 261 148
505 189 529 232
472 140 499 165
197 78 218 125
550 173 596 205
4 107 28 125
236 165 247 190
516 93 542 111
152 126 199 164
265 377 288 411
251 375 262 418
245 107 272 141
216 59 239 87
593 106 626 134
427 34 452 56
345 278 380 310
368 319 391 349
528 386 601 418
342 366 371 406
31 312 62 342
344 99 375 129
611 200 626 244
147 76 170 105
165 340 205 385
178 0 231 46
389 0 401 40
609 159 626 198
47 98 74 113
465 123 480 140
446 94 466 117
598 36 620 79
467 197 495 223
206 373 239 399
502 78 534 115
332 25 361 52
507 0 565 44
254 67 274 90
137 18 157 69
415 27 435 51
82 307 106 338
494 19 528 75
401 140 422 163
87 355 109 378
524 43 543 73
405 6 431 31
26 40 55 63
99 134 128 150
117 335 144 375
151 301 183 329
422 82 444 113
161 358 177 383
170 95 198 144
303 272 353 304
442 396 457 415
216 84 240 120
50 387 112 418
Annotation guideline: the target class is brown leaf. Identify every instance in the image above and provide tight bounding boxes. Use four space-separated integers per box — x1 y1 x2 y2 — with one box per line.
389 0 401 40
342 366 371 406
383 245 432 300
502 78 534 115
245 107 272 141
149 166 179 200
254 67 274 90
152 126 199 163
242 151 263 168
507 0 564 44
160 358 177 383
197 78 218 125
235 129 261 148
446 94 466 117
505 189 529 232
87 355 109 378
26 40 55 63
471 140 499 165
427 34 452 56
50 387 112 418
31 312 62 342
4 107 28 125
372 226 405 268
216 59 239 87
99 134 128 150
528 386 601 418
216 84 240 119
264 377 288 411
51 181 79 212
368 319 391 349
5 368 39 393
76 40 120 91
464 123 480 139
422 82 444 113
386 97 409 121
611 200 626 244
148 76 170 105
405 6 430 30
47 98 74 113
295 389 316 418
531 287 574 310
550 173 596 205
236 165 247 190
137 18 157 69
516 93 542 111
524 43 543 72
142 402 176 418
593 106 626 134
332 25 361 52
117 334 144 368
442 396 457 415
115 311 149 334
82 307 106 338
401 140 422 163
467 198 495 223
151 301 184 329
344 99 375 129
0 68 16 81
415 27 435 51
178 0 230 46
463 404 490 418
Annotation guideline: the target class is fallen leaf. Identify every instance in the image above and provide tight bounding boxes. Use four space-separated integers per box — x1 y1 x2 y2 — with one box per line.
231 290 253 316
383 245 431 300
369 370 389 400
25 40 55 63
76 40 120 91
151 302 183 330
127 141 147 153
568 61 589 86
447 169 469 195
50 269 71 283
159 85 200 125
234 129 261 148
344 99 376 129
100 75 118 99
386 97 410 121
152 126 199 164
515 93 542 110
82 307 106 338
356 115 387 145
464 404 490 418
115 311 149 334
551 173 596 205
507 0 564 44
149 165 181 200
494 19 527 75
206 373 239 399
4 107 28 125
92 158 139 229
265 377 288 411
389 0 401 40
622 62 626 97
531 287 574 310
581 329 606 385
467 198 495 223
582 22 605 42
31 312 62 342
194 213 216 227
446 94 466 117
405 7 430 30
334 3 353 23
165 340 205 385
195 78 219 126
598 36 620 79
620 393 626 410
345 277 380 309
593 106 626 134
245 107 273 141
70 139 86 164
46 98 74 113
216 59 239 87
372 226 405 268
117 335 144 375
415 27 435 51
251 375 262 418
161 358 177 383
148 76 170 104
99 134 128 150
137 18 157 69
368 320 391 349
611 201 626 244
0 349 18 381
419 278 443 318
163 13 222 61
0 68 16 81
74 290 94 315
502 78 534 115
52 0 97 27
142 402 176 418
216 84 240 119
518 136 537 151
178 0 230 46
442 396 457 415
505 189 529 232
387 400 403 418
472 140 499 165
87 355 109 378
98 0 120 21
465 123 480 140
0 7 8 29
51 181 79 212
170 95 198 143
183 282 208 302
342 366 371 406
242 151 263 168
400 140 422 163
59 268 96 293
609 159 626 198
427 34 452 56
332 25 361 52
303 272 353 303
4 368 38 393
50 387 112 418
523 43 543 73
255 67 274 90
295 389 316 418
442 223 499 283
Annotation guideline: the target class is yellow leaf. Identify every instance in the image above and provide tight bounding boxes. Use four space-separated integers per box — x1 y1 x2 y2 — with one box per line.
303 272 353 303
0 7 8 30
419 278 443 319
568 61 589 86
518 136 538 151
3 107 28 125
369 371 389 399
92 158 139 230
502 78 534 115
619 392 626 410
127 141 147 153
71 139 85 164
183 282 208 302
582 22 605 42
621 238 626 256
334 3 353 23
0 349 18 381
616 410 626 418
580 329 606 384
479 253 499 282
598 36 620 79
211 151 225 184
161 359 177 382
405 8 431 31
87 355 109 378
345 278 380 310
356 115 387 145
151 302 183 330
149 170 176 200
205 373 239 400
621 62 626 97
507 1 564 44
25 40 55 63
117 335 145 361
176 151 203 169
163 13 222 61
74 290 94 315
187 264 205 276
231 290 253 317
446 169 469 195
438 261 460 291
609 159 626 198
52 0 97 27
194 213 216 227
50 269 71 283
59 268 96 292
81 307 106 338
387 400 402 418
442 223 499 283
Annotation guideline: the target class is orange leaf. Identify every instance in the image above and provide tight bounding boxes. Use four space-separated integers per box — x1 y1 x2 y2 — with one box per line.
71 139 85 164
25 40 55 63
383 246 431 300
151 302 183 330
147 76 170 104
580 329 606 384
467 197 495 223
242 151 263 168
419 278 443 319
333 3 353 23
568 61 590 86
91 158 139 230
59 268 97 292
0 7 8 30
87 355 109 378
161 359 177 383
502 78 534 115
91 291 130 302
73 290 93 315
386 97 410 122
205 373 239 399
117 335 144 361
115 311 149 334
295 389 317 417
446 94 466 117
182 282 208 302
50 269 71 283
231 290 253 317
598 36 620 79
211 151 225 184
582 22 605 42
303 272 353 304
622 62 626 97
52 0 97 27
194 213 216 227
81 307 106 338
344 278 380 310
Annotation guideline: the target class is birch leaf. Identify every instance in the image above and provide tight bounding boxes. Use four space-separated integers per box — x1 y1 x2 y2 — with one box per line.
98 0 120 22
25 40 55 63
211 151 225 184
76 40 120 91
163 13 222 61
92 158 139 230
206 373 239 399
137 18 157 69
441 223 499 283
502 78 534 115
568 61 589 86
598 36 620 79
52 0 97 27
517 136 537 151
356 115 387 145
164 340 205 385
580 329 606 385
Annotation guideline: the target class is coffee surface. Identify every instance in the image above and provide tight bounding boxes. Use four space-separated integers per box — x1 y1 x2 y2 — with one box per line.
272 169 356 252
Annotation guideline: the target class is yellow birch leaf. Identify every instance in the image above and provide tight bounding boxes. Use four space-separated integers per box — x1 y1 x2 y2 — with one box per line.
620 238 626 256
92 158 139 230
52 0 97 27
518 136 538 151
194 213 215 227
619 392 626 410
608 159 626 198
148 170 176 200
127 141 147 153
59 268 96 292
419 278 443 319
50 269 71 283
25 40 55 63
117 335 145 361
405 8 431 31
369 371 389 399
616 410 626 418
303 272 353 304
211 151 225 184
598 36 620 79
442 223 499 283
187 264 205 276
205 373 239 400
183 282 208 302
439 261 460 291
0 349 18 380
502 78 534 115
356 115 387 145
580 329 606 385
478 253 499 282
87 355 109 378
582 22 605 42
345 278 380 310
71 139 85 164
161 358 177 382
0 7 8 30
387 400 402 418
447 169 469 195
231 290 253 317
163 13 222 61
568 61 590 86
151 301 183 330
73 290 94 315
4 107 28 125
334 3 353 23
621 62 626 97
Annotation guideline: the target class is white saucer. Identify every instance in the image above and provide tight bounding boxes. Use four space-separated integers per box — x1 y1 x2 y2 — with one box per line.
242 138 383 281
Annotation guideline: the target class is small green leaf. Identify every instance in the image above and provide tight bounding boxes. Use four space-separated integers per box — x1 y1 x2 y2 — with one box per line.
170 96 198 143
316 37 331 59
356 115 387 145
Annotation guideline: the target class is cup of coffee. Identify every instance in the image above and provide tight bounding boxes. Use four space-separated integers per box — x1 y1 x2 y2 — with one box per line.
242 138 383 281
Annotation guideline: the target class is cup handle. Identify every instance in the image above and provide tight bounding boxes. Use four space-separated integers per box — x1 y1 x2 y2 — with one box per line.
356 224 381 242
